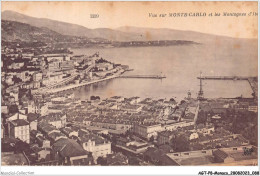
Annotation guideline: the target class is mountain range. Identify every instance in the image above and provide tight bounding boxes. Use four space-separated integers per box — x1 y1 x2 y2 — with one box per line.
2 20 72 42
1 10 257 45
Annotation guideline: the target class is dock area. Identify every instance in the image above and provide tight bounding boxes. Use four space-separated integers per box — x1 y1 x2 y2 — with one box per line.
43 75 120 94
119 75 166 79
197 76 258 99
197 76 248 80
38 74 166 94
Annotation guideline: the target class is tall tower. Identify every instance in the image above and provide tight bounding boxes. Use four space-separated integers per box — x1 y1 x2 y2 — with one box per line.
197 72 204 100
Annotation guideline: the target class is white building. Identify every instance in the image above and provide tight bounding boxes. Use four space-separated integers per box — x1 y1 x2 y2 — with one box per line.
163 121 195 131
133 123 162 139
9 119 30 143
79 134 111 161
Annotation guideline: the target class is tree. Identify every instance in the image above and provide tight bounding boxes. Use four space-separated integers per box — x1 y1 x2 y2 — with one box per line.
128 156 140 166
9 104 18 114
97 157 107 165
180 100 186 105
171 134 190 152
14 139 30 153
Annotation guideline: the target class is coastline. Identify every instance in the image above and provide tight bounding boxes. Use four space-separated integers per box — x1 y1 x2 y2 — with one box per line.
44 74 121 94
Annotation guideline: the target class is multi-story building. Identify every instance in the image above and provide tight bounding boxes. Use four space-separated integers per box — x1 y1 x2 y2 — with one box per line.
120 104 142 113
52 138 93 165
38 113 67 129
33 72 43 82
44 72 64 85
48 61 60 73
46 56 64 63
133 122 162 140
60 60 74 71
9 119 30 143
79 134 111 160
162 121 195 131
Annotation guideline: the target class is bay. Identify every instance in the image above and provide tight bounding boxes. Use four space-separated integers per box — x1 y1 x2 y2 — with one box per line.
71 44 257 100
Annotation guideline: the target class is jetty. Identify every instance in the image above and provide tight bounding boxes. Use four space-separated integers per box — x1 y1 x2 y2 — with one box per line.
35 72 166 94
119 75 166 79
197 75 258 99
197 76 248 80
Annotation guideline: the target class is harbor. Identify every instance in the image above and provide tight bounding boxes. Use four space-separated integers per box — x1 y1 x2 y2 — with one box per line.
119 75 166 79
197 76 249 80
38 73 166 94
197 75 258 99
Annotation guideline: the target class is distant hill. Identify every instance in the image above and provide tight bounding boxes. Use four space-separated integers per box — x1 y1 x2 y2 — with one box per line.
2 10 92 37
116 26 258 44
116 26 218 43
1 20 82 43
1 10 257 46
1 20 198 49
1 10 137 41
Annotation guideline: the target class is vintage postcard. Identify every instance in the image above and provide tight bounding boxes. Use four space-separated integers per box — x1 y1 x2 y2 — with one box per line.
0 1 258 175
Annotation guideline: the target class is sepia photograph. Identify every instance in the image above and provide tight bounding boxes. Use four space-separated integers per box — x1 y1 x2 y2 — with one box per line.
0 1 258 174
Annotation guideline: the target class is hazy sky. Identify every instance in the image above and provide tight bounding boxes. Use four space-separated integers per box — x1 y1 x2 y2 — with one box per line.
1 1 258 38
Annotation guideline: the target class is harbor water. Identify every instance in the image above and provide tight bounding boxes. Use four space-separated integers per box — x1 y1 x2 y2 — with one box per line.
71 44 257 100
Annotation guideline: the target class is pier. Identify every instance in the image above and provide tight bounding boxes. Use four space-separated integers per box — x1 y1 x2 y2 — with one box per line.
197 76 248 80
36 74 166 94
197 75 258 99
119 75 166 79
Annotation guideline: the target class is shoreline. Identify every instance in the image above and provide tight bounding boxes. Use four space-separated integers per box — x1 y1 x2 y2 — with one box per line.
45 74 120 94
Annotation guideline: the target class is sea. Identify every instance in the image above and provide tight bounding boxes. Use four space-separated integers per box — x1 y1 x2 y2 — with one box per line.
71 44 257 101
